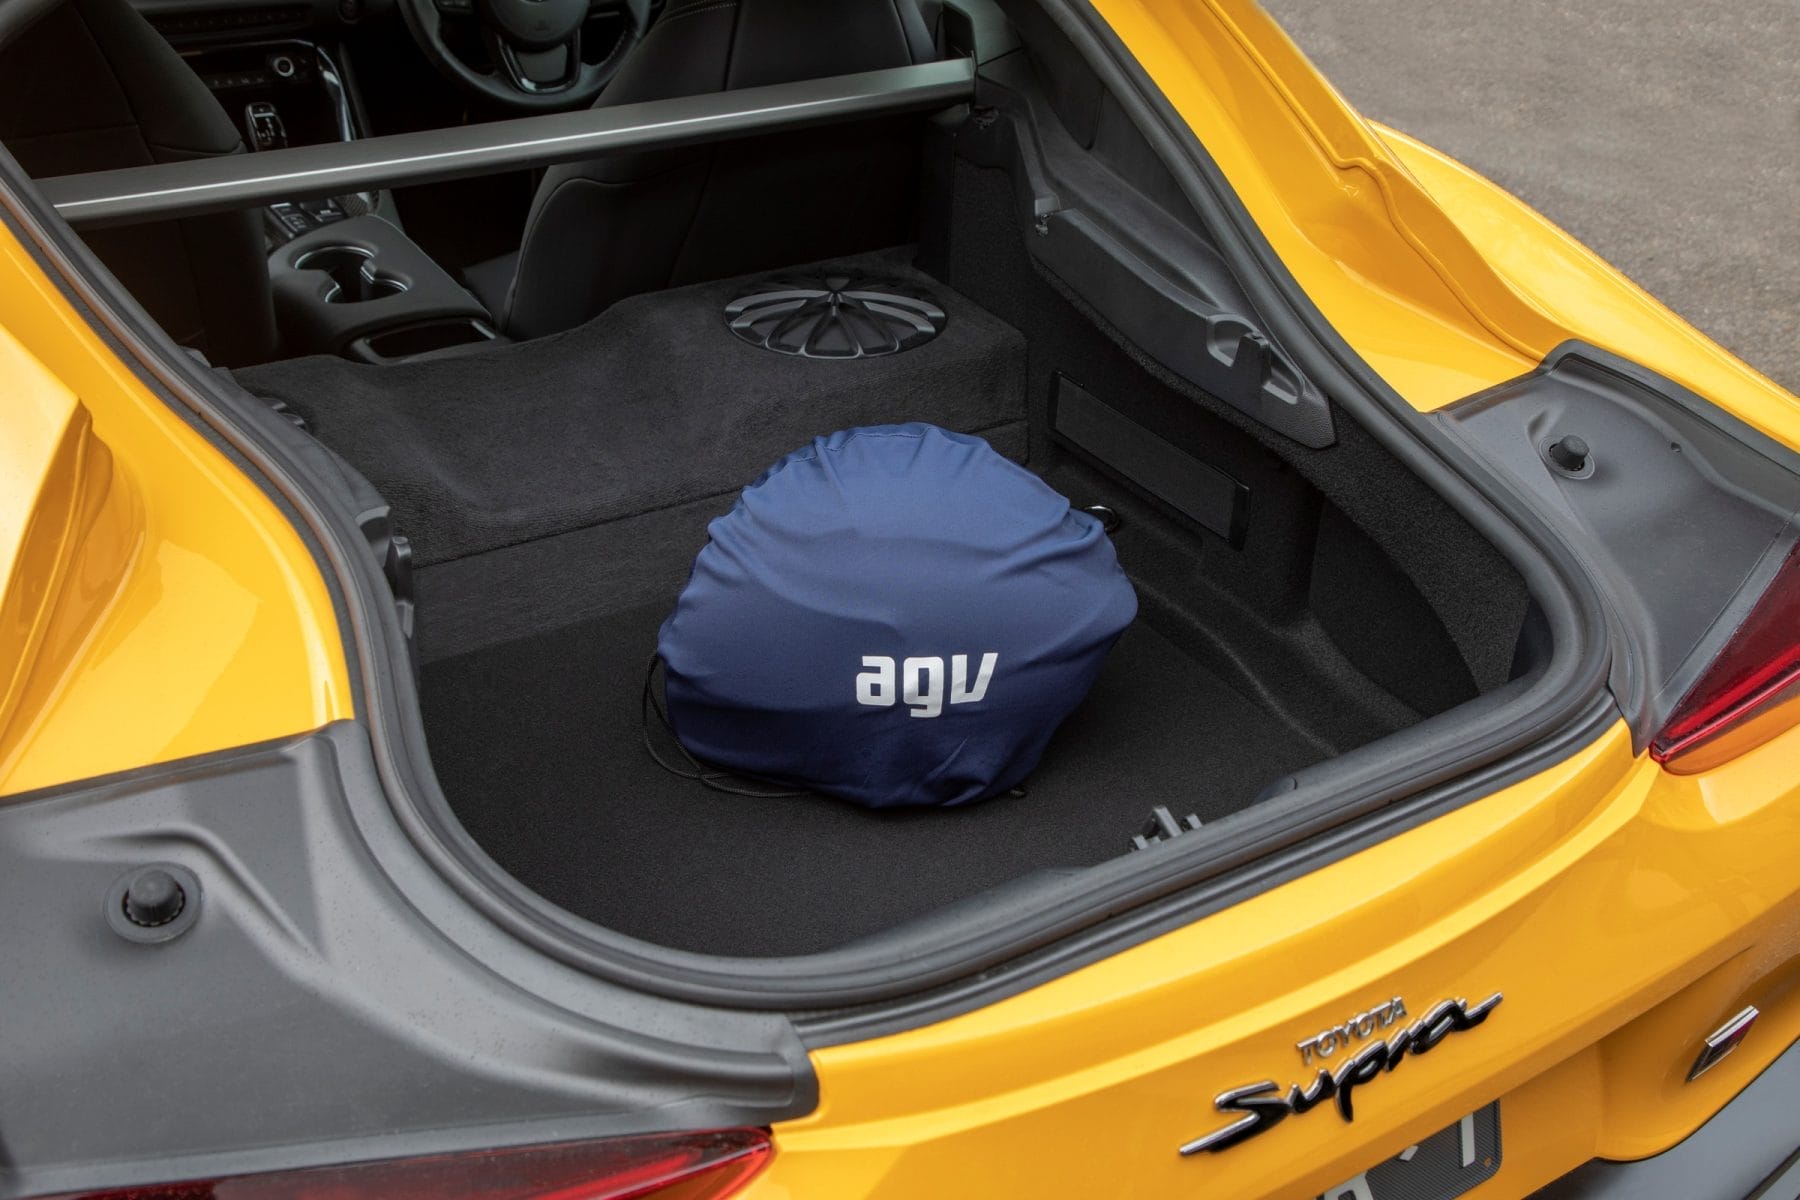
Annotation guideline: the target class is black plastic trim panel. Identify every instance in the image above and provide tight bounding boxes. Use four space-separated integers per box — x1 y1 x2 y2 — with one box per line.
1531 1037 1800 1200
1439 342 1800 747
269 213 493 355
969 49 1334 447
0 726 814 1199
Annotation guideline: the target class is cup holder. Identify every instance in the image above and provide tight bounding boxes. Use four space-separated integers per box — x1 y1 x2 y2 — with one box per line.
294 245 409 304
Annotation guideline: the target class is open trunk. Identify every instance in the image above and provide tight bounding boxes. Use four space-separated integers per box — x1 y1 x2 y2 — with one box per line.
235 51 1537 961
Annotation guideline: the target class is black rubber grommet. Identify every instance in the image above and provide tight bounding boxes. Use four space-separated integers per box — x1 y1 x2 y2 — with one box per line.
124 869 185 927
105 863 202 944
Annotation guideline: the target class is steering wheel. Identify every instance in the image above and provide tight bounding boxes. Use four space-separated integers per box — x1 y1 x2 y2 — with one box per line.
397 0 649 110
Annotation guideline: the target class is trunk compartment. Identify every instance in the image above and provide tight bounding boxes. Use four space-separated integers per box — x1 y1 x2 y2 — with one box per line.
234 45 1540 963
242 227 1530 959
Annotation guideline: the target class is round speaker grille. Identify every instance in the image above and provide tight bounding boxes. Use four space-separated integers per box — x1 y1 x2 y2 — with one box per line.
725 274 946 358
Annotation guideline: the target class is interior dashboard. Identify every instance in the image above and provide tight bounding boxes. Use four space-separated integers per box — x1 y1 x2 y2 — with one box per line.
120 0 656 265
127 0 394 42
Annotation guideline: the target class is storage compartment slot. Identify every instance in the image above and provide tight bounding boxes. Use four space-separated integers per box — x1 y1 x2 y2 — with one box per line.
358 319 496 362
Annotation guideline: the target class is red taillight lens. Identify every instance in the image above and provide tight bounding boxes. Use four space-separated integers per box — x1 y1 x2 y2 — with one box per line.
1651 540 1800 773
42 1129 771 1200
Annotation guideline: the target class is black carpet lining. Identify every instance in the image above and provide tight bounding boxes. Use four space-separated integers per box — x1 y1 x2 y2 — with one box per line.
421 592 1318 958
409 456 1323 958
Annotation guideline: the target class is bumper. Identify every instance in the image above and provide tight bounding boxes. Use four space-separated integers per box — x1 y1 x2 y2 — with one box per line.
1533 1038 1800 1200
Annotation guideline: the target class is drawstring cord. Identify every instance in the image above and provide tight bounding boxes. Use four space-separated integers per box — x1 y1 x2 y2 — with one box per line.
641 655 809 799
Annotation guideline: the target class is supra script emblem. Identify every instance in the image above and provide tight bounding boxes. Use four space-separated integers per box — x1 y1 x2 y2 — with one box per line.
1180 993 1502 1156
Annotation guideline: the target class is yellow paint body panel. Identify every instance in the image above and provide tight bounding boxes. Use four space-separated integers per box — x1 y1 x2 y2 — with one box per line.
758 721 1800 1197
1082 0 1800 437
1372 125 1800 439
0 225 353 797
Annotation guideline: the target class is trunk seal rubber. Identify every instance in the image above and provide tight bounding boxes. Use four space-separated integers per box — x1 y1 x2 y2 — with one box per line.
0 0 1615 1021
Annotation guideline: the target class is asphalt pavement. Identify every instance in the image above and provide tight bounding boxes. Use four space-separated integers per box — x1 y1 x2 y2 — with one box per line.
1257 0 1799 394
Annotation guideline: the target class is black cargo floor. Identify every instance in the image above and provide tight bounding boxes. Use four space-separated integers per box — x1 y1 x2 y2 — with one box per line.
421 597 1319 958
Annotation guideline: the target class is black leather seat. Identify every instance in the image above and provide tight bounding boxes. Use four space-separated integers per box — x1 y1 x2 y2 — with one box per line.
484 0 937 340
0 0 275 366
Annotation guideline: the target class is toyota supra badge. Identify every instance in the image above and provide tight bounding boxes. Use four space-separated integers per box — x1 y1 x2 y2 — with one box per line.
1181 993 1503 1156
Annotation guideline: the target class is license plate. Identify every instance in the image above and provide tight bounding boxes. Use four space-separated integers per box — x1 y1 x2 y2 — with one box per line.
1317 1104 1501 1200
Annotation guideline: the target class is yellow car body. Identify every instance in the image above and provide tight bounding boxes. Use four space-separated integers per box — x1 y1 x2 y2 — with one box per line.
2 1 1797 1198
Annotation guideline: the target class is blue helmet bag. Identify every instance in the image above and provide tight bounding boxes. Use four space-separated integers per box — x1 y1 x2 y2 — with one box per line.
656 424 1138 808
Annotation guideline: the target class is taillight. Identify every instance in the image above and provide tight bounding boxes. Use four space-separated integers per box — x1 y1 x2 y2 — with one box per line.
1651 540 1800 773
39 1129 771 1200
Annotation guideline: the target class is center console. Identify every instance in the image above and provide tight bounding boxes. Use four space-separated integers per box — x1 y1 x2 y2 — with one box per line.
179 38 369 240
134 5 504 361
176 32 500 361
182 39 354 146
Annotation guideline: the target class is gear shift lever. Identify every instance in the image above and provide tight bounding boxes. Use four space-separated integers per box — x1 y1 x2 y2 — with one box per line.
244 101 287 152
